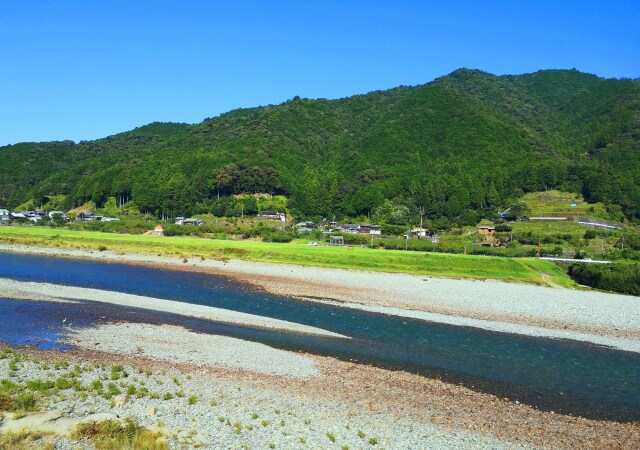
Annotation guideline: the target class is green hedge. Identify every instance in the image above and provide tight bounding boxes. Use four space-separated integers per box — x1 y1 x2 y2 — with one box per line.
567 263 640 296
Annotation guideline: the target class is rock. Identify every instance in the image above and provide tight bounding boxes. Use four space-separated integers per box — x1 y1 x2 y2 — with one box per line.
114 395 128 407
80 413 119 424
148 407 157 416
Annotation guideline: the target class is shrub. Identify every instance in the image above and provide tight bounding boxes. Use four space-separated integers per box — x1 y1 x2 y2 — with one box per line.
0 393 14 410
261 229 295 243
72 418 167 450
55 377 73 390
0 429 50 449
568 262 640 295
13 392 38 412
495 224 512 232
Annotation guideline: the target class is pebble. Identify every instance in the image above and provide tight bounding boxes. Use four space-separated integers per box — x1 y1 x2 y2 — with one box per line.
0 354 526 449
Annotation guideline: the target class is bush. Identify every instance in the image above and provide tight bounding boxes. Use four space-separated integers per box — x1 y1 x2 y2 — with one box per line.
13 392 38 412
568 262 640 295
335 233 370 245
0 393 13 411
380 238 438 252
380 223 407 237
261 229 294 243
73 417 167 450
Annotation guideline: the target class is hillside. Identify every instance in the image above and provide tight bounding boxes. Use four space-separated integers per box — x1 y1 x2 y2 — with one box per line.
1 69 639 223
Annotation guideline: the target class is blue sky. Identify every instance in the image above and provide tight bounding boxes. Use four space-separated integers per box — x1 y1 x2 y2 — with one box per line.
1 1 639 145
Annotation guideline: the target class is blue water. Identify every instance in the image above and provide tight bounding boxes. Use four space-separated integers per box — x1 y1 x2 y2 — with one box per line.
1 252 639 421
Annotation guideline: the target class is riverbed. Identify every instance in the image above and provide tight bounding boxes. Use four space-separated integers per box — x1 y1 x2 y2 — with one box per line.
1 251 639 422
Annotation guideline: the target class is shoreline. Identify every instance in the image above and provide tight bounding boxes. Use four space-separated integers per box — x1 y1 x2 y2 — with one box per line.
1 243 639 351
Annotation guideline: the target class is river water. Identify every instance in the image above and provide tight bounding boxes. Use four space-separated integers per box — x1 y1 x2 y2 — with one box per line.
1 252 638 421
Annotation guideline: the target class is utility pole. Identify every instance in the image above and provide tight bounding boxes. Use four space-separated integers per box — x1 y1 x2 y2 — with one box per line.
418 206 425 239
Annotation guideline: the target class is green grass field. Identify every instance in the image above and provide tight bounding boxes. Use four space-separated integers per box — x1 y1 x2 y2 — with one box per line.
521 190 615 220
511 220 589 238
0 226 576 287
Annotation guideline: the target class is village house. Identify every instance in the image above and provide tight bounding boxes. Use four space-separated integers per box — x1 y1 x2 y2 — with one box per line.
410 227 429 238
358 224 382 235
294 221 314 232
175 217 203 226
182 218 203 226
478 225 496 234
257 211 285 221
20 210 43 223
76 212 96 221
339 224 359 234
75 212 119 222
152 224 166 236
0 208 9 226
337 223 382 235
48 211 69 221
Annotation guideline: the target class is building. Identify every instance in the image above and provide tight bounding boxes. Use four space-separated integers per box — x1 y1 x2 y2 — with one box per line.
410 227 429 238
0 208 9 226
182 218 203 226
48 211 69 221
152 224 166 236
294 221 315 232
358 224 382 235
257 211 285 220
76 212 96 221
478 225 496 234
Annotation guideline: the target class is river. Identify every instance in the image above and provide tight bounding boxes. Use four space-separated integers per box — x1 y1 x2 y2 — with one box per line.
1 251 638 421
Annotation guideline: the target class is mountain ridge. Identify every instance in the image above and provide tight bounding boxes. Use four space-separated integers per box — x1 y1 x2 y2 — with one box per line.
1 68 639 223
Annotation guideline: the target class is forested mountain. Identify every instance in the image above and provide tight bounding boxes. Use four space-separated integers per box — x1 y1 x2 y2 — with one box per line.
1 69 639 223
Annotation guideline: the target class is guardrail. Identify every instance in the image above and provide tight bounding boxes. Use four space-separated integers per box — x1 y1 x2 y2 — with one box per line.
540 257 612 264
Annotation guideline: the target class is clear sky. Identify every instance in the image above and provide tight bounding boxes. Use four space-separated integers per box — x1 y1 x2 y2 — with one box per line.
1 0 639 145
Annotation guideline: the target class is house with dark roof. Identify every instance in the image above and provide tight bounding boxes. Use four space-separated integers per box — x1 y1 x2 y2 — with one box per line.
76 212 96 221
358 224 382 235
0 208 9 226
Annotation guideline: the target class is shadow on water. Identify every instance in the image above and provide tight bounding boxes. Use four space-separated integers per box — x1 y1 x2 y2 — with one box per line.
1 251 639 421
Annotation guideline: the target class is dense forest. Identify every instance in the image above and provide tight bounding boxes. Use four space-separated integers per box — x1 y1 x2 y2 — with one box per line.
1 69 639 224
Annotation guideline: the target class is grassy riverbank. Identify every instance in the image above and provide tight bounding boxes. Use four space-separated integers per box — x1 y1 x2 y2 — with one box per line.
0 226 575 286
